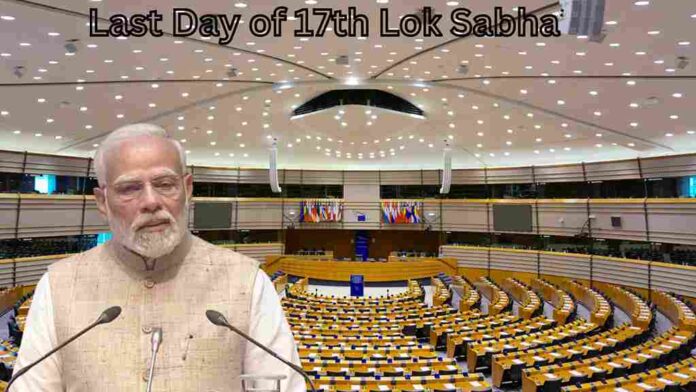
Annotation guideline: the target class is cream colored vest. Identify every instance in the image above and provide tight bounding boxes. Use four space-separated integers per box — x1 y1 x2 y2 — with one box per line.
48 234 259 392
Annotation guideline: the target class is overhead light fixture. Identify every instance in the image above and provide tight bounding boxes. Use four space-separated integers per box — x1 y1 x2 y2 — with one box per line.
677 56 690 70
64 39 79 54
12 65 24 78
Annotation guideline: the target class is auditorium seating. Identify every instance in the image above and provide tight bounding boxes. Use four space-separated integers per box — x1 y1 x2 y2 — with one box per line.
450 276 481 312
529 278 575 324
521 288 696 392
561 280 612 328
282 277 492 391
431 277 452 307
473 277 511 316
499 278 542 320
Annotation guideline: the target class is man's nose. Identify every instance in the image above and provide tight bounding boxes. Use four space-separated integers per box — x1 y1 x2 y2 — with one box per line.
139 183 163 213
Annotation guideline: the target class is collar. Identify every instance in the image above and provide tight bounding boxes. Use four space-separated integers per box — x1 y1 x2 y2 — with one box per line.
106 232 193 278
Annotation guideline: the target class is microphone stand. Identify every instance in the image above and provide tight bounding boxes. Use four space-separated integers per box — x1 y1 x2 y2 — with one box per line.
206 310 317 392
6 306 122 391
146 327 163 392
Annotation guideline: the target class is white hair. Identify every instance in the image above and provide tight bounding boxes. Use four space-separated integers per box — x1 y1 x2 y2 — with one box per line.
94 123 187 186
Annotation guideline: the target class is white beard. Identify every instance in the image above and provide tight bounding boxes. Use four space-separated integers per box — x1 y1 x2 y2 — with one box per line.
108 201 189 259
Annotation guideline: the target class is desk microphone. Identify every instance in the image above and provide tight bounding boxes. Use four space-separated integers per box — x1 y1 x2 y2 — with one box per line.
205 309 317 392
6 306 122 391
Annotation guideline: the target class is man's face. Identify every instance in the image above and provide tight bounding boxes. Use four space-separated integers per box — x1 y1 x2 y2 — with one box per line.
94 136 193 258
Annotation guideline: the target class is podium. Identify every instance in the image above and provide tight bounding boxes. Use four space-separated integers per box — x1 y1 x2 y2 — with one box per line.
240 374 287 392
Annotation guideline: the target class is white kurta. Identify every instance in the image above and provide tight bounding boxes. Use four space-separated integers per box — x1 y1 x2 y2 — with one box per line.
12 269 306 392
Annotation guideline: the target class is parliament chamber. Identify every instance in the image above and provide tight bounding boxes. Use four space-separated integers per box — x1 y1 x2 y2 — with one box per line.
1 0 696 390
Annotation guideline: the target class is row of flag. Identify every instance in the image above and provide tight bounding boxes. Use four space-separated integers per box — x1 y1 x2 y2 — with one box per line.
299 200 344 223
381 201 423 224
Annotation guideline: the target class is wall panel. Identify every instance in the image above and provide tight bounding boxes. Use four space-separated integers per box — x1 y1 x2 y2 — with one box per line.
343 171 380 185
592 256 649 289
17 196 85 238
82 198 109 234
236 200 283 230
489 248 537 273
439 246 488 269
238 169 271 184
0 150 26 174
299 170 344 185
486 167 534 184
440 201 489 232
641 154 696 179
646 200 696 245
534 164 585 183
536 200 587 237
342 201 381 230
651 263 696 298
190 166 239 183
590 201 648 242
451 169 486 184
379 171 427 185
0 195 19 239
539 252 591 280
584 159 640 181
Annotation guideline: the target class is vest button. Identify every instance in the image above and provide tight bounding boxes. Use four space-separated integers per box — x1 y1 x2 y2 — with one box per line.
144 278 155 288
142 326 152 334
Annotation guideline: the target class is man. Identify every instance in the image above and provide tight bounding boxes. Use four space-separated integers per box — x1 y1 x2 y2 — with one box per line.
13 124 305 391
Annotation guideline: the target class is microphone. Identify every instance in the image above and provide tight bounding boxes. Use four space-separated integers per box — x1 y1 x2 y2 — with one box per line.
205 310 316 392
146 327 163 392
7 306 122 391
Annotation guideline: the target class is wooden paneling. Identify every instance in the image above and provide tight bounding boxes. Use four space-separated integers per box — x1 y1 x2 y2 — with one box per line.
262 256 457 282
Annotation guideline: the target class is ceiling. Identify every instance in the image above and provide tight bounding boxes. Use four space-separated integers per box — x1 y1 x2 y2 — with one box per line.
0 0 694 170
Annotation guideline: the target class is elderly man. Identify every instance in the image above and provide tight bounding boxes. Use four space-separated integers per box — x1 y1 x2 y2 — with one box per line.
13 124 305 391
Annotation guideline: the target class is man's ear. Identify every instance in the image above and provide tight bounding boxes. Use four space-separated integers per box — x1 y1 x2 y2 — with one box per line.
184 173 193 201
93 186 109 219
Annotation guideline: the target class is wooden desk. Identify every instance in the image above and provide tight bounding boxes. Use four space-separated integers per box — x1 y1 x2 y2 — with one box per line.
264 257 458 282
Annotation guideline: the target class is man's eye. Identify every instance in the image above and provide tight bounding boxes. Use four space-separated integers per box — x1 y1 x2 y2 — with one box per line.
155 181 176 190
118 184 141 194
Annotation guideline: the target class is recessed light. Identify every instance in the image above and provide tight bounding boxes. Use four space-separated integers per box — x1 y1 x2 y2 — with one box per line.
673 93 683 98
19 42 31 47
647 30 660 35
1 15 15 21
